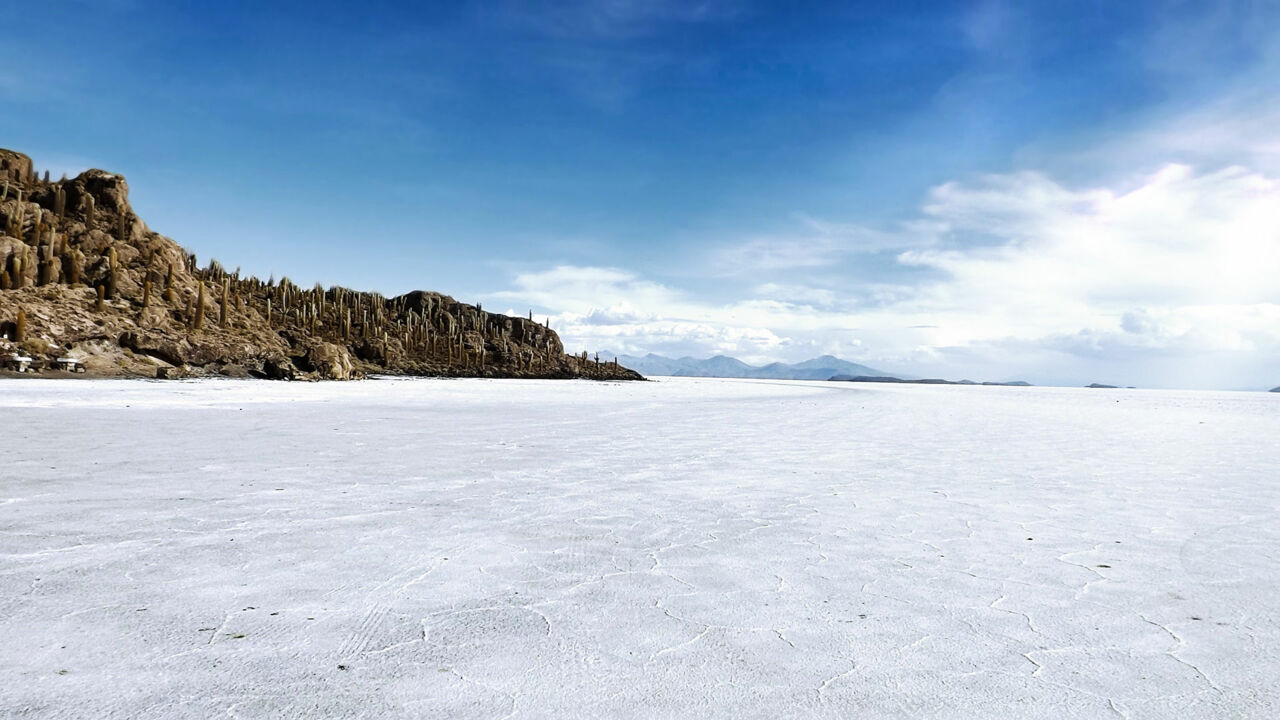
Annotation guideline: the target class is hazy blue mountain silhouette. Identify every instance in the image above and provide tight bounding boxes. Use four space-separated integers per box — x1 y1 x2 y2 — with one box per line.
611 353 894 380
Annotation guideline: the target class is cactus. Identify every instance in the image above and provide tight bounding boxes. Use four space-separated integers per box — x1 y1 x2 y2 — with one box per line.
13 308 25 342
95 285 105 312
193 283 205 330
220 278 230 327
104 247 118 300
83 193 95 225
164 264 175 303
53 186 65 218
117 212 128 242
266 297 272 324
38 255 55 286
0 270 7 290
63 249 82 286
8 253 22 289
142 279 152 308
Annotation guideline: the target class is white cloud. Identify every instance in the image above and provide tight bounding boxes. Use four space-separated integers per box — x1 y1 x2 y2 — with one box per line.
490 265 680 314
489 164 1280 388
711 213 934 274
856 163 1280 385
895 164 1280 325
485 265 862 362
753 282 837 307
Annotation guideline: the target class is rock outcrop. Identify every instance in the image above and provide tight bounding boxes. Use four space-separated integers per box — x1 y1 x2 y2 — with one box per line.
0 149 641 381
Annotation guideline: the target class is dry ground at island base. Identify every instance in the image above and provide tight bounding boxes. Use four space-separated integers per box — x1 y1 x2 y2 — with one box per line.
2 376 1278 719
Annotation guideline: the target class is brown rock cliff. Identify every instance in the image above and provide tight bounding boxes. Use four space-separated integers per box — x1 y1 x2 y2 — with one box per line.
0 149 642 381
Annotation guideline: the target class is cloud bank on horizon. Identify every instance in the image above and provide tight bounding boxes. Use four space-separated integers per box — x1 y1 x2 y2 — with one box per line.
501 160 1280 389
3 1 1278 388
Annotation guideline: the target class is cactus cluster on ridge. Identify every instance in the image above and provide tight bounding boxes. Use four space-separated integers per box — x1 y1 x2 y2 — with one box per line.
0 148 641 381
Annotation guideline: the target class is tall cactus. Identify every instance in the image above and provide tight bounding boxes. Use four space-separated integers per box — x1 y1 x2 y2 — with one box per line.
219 278 230 327
104 247 118 300
64 248 82 286
8 253 23 289
193 282 205 330
38 251 55 286
164 264 175 303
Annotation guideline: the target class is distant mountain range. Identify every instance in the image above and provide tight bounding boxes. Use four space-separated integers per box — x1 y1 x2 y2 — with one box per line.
611 353 893 381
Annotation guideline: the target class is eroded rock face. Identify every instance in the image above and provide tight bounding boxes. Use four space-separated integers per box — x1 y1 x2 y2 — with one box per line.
305 342 358 380
0 150 33 184
0 148 643 381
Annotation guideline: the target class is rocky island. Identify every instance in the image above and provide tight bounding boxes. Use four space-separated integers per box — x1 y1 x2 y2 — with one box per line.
0 149 640 381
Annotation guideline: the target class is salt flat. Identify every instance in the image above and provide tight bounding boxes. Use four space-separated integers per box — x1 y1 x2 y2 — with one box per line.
1 376 1277 719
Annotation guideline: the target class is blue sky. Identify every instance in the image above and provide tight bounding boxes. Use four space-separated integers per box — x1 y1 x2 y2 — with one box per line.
4 1 1279 388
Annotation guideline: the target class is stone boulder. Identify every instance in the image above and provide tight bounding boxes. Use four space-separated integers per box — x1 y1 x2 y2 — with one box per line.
306 342 358 380
72 169 132 215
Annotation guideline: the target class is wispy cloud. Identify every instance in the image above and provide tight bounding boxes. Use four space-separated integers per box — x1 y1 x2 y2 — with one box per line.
474 0 745 109
710 213 936 274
